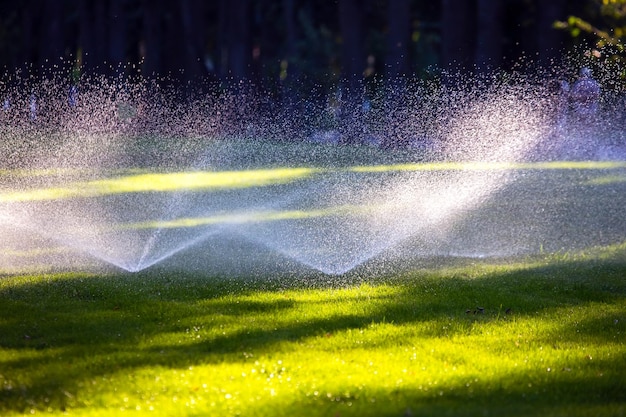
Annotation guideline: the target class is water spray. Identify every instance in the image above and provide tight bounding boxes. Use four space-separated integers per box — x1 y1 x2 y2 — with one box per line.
0 65 624 275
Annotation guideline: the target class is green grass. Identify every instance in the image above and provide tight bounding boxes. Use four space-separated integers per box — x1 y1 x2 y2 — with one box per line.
0 155 625 415
1 250 625 416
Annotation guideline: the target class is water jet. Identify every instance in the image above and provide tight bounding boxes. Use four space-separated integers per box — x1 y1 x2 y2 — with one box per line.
1 67 625 276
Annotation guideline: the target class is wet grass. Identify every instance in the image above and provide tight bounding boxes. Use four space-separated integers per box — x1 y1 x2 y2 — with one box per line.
0 249 625 416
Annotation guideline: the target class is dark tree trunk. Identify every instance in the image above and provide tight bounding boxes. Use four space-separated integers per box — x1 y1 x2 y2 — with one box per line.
386 0 411 79
38 0 65 68
94 0 107 70
162 3 184 77
77 0 93 72
338 0 363 92
218 0 229 79
218 0 251 82
279 0 300 104
475 0 503 74
108 0 127 73
283 0 298 80
179 0 207 82
77 0 109 74
141 0 163 77
19 0 37 70
536 0 567 68
337 0 366 144
231 0 252 81
441 0 475 71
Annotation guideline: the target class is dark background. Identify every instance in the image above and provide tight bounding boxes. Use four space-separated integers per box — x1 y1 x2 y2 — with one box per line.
0 0 621 91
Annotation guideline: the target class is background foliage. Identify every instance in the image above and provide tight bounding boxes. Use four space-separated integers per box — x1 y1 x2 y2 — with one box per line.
0 0 624 91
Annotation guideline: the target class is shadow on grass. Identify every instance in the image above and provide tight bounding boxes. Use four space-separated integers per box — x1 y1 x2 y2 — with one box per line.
259 373 626 417
0 256 625 415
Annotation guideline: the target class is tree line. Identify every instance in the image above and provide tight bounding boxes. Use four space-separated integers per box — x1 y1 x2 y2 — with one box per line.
0 0 621 92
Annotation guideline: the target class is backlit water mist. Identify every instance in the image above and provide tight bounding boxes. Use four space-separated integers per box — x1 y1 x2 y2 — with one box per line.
1 68 625 275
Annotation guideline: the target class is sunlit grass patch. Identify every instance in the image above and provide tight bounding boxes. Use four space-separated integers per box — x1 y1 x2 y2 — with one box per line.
585 174 626 186
0 167 319 203
0 251 624 416
3 160 625 203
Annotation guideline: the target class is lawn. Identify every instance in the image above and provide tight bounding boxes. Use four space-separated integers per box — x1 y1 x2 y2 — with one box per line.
1 149 625 416
1 248 625 417
0 157 626 417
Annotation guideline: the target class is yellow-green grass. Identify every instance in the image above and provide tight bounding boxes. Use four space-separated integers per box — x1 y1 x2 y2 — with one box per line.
1 250 625 417
2 160 625 203
2 159 625 238
0 159 625 416
0 168 320 203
